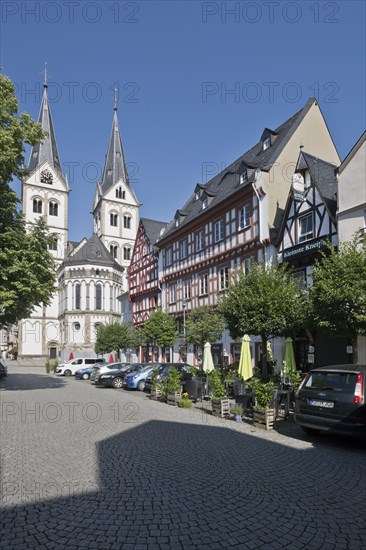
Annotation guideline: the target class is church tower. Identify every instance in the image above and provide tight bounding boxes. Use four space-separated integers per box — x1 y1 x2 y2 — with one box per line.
19 75 70 359
92 99 139 278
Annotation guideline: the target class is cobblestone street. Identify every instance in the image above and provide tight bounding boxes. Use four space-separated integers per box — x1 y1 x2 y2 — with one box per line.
1 366 366 549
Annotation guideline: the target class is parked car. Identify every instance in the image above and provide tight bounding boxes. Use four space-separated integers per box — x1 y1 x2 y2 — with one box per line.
294 364 366 438
144 363 194 393
91 362 131 384
0 362 8 378
124 365 157 391
102 363 158 389
75 366 95 380
55 358 105 376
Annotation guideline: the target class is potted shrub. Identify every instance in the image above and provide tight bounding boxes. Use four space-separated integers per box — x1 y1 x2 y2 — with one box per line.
149 368 162 400
231 405 243 423
209 369 231 417
162 368 182 405
249 378 277 430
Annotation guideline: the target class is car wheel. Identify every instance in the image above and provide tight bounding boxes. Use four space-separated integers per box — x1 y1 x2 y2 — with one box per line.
301 426 320 436
137 380 145 391
112 377 123 389
64 369 72 376
82 373 90 380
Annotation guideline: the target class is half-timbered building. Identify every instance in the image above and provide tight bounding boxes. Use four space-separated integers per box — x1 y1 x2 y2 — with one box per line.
277 149 348 369
155 98 340 367
129 218 169 328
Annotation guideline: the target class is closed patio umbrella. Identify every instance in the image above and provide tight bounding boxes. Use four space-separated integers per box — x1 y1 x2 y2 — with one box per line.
68 352 74 361
238 335 253 382
283 337 296 377
203 342 215 398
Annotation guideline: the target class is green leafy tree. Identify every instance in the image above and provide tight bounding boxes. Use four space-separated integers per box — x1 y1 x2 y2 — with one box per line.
141 309 178 358
310 235 366 358
184 305 224 364
95 321 139 358
0 71 57 327
219 261 308 379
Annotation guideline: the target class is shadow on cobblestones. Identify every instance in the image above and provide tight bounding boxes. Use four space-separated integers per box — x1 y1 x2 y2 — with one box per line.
0 374 67 391
1 419 366 549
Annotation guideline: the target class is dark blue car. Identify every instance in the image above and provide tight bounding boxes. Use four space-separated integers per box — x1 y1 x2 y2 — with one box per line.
75 366 93 380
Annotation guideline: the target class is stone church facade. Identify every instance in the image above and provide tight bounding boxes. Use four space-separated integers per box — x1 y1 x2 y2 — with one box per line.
18 82 139 361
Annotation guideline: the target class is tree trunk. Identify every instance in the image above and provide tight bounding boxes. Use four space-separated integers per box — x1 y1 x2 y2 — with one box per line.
261 334 268 380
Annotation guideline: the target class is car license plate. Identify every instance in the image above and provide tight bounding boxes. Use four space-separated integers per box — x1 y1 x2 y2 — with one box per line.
309 400 334 408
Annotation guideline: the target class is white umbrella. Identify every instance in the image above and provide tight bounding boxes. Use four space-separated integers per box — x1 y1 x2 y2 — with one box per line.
202 342 215 398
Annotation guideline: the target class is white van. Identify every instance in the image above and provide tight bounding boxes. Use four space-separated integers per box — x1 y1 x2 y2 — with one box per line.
55 358 105 376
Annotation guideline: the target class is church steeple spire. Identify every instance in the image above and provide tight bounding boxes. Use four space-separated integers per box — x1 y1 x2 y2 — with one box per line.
28 67 62 174
100 96 129 193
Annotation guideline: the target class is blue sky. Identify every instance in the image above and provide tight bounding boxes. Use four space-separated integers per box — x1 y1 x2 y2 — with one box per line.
2 0 365 242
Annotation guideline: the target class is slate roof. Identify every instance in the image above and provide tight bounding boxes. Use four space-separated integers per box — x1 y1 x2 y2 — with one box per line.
100 108 129 194
159 98 316 242
141 218 169 248
296 151 338 219
63 234 123 271
28 84 62 174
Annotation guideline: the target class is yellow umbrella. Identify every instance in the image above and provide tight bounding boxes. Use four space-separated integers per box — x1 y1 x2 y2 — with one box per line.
238 335 253 382
283 337 296 376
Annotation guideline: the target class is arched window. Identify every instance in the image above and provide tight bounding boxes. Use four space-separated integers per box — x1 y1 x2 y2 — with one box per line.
116 187 126 199
49 201 58 216
75 283 81 310
48 234 58 251
110 245 118 259
33 198 42 214
95 284 102 310
110 213 118 227
123 247 131 261
123 215 131 229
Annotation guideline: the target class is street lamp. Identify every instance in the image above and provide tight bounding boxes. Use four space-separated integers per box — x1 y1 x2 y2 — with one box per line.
182 298 187 361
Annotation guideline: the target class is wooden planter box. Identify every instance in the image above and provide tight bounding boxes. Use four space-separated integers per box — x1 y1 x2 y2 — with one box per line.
150 387 162 400
211 398 234 418
253 409 276 430
167 391 181 406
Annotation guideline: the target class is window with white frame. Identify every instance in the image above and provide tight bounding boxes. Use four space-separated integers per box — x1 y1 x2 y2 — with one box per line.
165 248 172 266
263 136 271 150
202 198 208 210
169 284 176 304
116 187 125 199
48 234 58 251
183 279 191 300
238 204 250 230
33 198 42 214
123 215 131 229
123 247 131 261
110 245 118 259
199 273 208 295
196 230 204 251
219 266 229 290
49 201 58 216
110 213 118 227
75 283 81 310
298 213 313 243
240 170 248 184
95 284 102 310
214 219 224 242
180 240 187 258
244 257 255 275
293 268 307 290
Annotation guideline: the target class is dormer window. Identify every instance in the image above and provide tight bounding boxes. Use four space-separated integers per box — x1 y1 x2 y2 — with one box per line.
240 170 248 184
175 218 180 227
202 198 208 210
263 137 271 150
